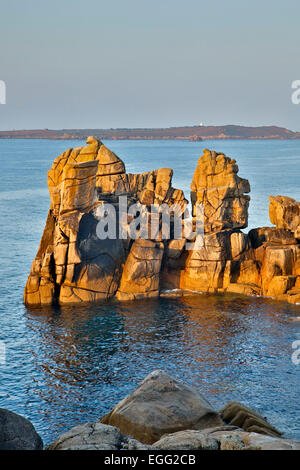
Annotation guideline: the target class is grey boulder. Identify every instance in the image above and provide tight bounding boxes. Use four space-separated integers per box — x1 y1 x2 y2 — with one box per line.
46 422 122 450
0 408 43 450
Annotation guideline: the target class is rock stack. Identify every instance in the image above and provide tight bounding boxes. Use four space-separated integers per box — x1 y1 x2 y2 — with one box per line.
179 149 255 293
249 198 300 303
190 149 250 232
24 140 300 306
24 137 187 305
179 150 300 301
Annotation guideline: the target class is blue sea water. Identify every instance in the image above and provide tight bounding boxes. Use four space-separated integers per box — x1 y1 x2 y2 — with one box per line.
0 138 299 445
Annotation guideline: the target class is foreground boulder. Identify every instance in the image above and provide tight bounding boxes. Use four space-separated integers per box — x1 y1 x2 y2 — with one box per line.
47 423 300 451
46 422 122 450
0 408 43 450
202 427 300 451
100 370 223 444
152 430 219 450
220 402 282 438
46 371 300 451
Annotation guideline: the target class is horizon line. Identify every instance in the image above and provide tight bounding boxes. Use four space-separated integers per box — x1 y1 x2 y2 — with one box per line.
1 123 299 133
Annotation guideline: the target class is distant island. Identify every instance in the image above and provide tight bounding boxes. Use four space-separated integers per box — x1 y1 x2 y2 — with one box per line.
1 125 300 141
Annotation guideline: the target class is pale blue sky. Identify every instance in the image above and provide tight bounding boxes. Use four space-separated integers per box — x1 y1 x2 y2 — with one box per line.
0 0 300 130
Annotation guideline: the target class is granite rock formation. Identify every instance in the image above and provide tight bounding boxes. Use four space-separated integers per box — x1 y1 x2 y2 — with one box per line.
24 137 187 305
220 402 282 437
180 149 252 292
24 140 300 306
46 421 300 451
46 422 123 451
190 149 250 232
46 370 300 451
0 408 43 450
179 150 300 301
151 430 220 450
100 370 223 444
269 195 300 238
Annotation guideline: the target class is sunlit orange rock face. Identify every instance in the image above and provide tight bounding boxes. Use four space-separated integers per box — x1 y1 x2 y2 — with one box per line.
180 149 254 293
269 195 300 239
24 140 300 306
190 149 250 232
179 149 300 301
24 137 187 305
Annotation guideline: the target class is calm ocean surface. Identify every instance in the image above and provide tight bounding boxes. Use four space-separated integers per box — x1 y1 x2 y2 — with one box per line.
0 139 299 444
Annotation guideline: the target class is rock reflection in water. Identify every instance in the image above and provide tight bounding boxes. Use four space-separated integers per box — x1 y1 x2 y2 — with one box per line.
24 294 300 444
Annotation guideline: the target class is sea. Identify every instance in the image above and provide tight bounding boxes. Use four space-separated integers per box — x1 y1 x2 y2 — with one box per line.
0 138 299 445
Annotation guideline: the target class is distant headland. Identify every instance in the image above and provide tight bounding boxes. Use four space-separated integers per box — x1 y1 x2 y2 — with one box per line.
1 125 300 141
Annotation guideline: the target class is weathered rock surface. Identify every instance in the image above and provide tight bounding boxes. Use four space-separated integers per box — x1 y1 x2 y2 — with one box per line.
251 227 300 300
152 430 219 450
269 195 300 238
220 401 282 438
46 422 123 450
122 437 153 450
203 428 300 450
24 141 300 305
47 423 300 451
100 370 223 444
180 151 300 301
45 372 300 451
218 433 247 450
116 239 164 300
190 149 250 232
0 408 43 450
24 137 187 305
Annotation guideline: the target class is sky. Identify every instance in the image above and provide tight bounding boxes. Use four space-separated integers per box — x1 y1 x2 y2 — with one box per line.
0 0 300 131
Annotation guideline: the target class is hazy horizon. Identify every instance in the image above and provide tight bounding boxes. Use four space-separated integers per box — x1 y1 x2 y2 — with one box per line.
2 123 300 132
1 0 300 131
